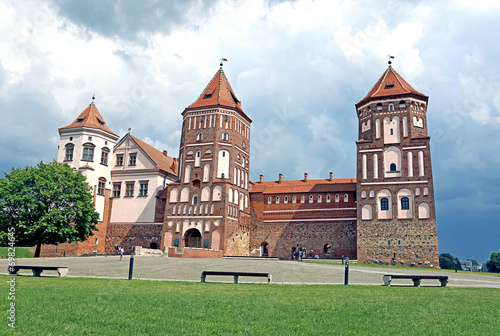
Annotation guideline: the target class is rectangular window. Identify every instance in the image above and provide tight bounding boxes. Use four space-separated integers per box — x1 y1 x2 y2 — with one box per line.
139 182 148 197
116 155 123 166
97 181 105 196
126 183 134 197
113 184 121 198
82 147 94 161
129 154 137 166
101 151 109 165
65 147 74 161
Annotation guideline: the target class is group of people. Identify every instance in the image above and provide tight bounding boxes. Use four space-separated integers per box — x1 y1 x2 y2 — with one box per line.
293 249 320 261
115 246 125 261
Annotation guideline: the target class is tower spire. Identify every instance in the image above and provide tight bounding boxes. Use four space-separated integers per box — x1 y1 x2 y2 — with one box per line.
387 54 395 68
219 56 227 68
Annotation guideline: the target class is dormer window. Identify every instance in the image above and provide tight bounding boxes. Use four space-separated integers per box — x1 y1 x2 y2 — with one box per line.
203 87 215 99
97 118 105 127
76 116 86 123
385 80 395 89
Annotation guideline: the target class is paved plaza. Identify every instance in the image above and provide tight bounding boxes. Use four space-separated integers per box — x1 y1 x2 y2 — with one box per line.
2 256 499 288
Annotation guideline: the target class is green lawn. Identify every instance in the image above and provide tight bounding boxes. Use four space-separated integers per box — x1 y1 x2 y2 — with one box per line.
0 247 34 259
1 276 499 335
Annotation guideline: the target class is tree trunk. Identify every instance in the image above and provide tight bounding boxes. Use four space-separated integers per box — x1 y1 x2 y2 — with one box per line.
34 242 42 258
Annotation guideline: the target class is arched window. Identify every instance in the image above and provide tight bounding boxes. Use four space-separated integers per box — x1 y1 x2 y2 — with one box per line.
64 143 74 161
401 197 409 210
292 196 297 204
195 151 201 167
324 244 332 253
222 132 228 140
335 194 340 202
388 103 394 111
344 194 348 202
362 204 372 220
180 188 189 202
234 190 239 205
318 195 322 203
203 164 210 182
301 195 305 203
184 165 191 184
192 196 198 205
381 198 389 211
418 203 430 219
268 196 272 205
169 188 178 203
197 133 203 141
309 195 313 203
217 150 230 178
97 177 106 196
276 196 280 204
326 195 331 203
229 188 233 203
212 186 222 201
100 147 110 165
390 163 397 171
284 196 288 204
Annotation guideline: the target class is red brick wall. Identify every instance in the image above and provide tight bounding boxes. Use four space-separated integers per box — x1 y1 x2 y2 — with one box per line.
105 223 163 254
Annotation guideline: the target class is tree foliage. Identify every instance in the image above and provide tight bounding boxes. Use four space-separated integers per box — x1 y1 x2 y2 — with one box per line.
0 161 99 257
439 253 462 270
485 252 500 273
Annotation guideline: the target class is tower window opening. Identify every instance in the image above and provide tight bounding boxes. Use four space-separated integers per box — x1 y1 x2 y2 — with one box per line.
390 128 394 135
401 197 409 210
390 163 397 172
381 198 389 211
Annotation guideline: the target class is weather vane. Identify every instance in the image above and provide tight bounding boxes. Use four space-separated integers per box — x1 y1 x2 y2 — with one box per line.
220 56 228 67
387 54 395 67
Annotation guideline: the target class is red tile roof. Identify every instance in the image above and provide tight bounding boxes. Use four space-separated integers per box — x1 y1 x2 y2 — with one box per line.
250 178 356 194
356 67 427 107
59 103 118 136
129 135 178 176
186 67 251 122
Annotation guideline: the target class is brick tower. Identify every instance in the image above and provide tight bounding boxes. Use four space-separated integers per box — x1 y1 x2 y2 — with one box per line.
161 63 252 257
355 61 439 267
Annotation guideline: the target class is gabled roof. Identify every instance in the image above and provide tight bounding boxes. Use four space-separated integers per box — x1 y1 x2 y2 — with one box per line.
250 178 357 194
356 67 427 107
185 67 251 122
59 102 118 136
115 133 178 176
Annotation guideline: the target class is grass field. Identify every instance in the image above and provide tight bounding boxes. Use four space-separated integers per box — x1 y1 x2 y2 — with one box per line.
0 247 34 259
1 275 499 335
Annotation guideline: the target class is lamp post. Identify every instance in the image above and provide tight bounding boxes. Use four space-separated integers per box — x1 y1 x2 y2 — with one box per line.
128 252 135 280
344 257 349 285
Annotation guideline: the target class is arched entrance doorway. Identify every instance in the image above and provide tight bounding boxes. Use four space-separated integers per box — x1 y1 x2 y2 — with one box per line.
260 242 269 257
184 228 202 248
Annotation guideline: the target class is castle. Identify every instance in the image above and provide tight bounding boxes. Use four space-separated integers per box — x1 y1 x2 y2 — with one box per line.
42 61 439 267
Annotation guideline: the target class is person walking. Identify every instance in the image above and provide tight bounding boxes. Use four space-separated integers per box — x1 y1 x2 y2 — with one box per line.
119 246 124 261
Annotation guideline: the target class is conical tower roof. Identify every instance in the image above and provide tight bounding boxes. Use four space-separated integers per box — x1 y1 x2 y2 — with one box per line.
185 67 251 122
59 102 118 136
356 67 427 107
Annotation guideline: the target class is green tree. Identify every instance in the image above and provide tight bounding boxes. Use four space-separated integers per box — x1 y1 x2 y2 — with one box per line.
485 252 500 273
0 161 99 257
439 253 462 270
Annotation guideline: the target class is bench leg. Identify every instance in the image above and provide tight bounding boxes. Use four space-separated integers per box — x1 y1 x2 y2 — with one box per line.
383 275 391 286
58 269 68 277
201 275 206 283
32 270 43 277
412 279 421 287
234 275 238 284
8 269 18 276
439 279 448 287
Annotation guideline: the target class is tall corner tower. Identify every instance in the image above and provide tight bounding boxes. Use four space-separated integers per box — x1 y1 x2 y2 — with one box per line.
162 64 252 256
355 61 439 268
58 99 119 221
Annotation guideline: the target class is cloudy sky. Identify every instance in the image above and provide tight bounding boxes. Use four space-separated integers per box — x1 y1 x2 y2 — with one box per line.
1 0 499 263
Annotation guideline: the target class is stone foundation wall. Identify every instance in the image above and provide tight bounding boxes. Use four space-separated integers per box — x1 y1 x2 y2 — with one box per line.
105 223 163 254
357 218 439 267
166 247 223 258
250 221 357 260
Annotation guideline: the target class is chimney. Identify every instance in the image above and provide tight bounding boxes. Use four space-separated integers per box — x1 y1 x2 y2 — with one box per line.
278 174 283 183
163 150 168 156
259 175 264 183
304 173 308 182
329 172 333 181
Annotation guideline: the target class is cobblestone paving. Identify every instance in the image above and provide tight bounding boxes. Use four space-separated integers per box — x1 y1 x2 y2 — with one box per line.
2 256 499 287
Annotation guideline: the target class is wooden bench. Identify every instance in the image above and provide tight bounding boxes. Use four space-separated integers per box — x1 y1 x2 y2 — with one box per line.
383 274 448 287
201 271 271 284
9 266 69 277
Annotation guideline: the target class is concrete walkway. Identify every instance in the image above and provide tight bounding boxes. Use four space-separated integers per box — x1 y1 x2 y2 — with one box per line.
2 256 499 288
